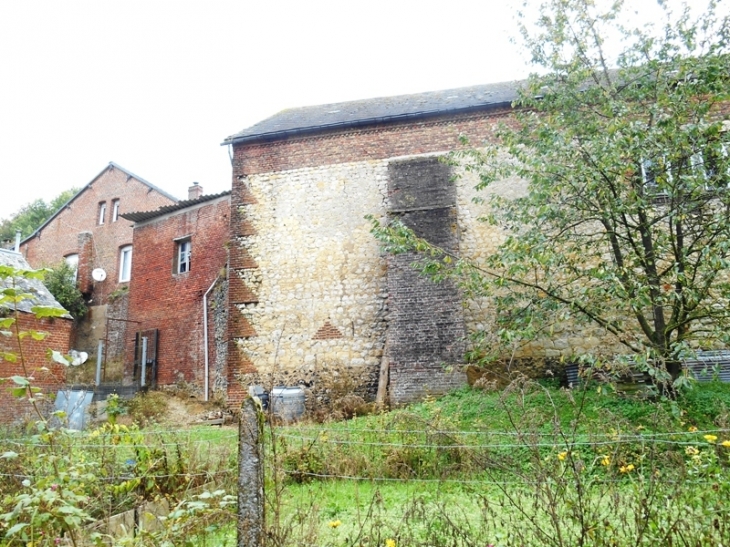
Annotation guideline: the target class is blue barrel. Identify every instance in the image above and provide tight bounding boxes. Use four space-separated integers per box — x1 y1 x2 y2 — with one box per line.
271 386 305 422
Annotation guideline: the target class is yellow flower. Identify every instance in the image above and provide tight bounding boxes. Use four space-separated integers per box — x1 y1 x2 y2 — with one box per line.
685 446 699 456
557 451 568 461
600 455 611 466
328 520 341 529
721 440 730 448
688 426 698 432
385 540 396 547
619 464 635 473
704 434 718 443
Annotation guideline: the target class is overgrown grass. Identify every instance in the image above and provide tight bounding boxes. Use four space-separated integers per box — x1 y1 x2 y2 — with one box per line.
264 380 730 546
2 381 729 545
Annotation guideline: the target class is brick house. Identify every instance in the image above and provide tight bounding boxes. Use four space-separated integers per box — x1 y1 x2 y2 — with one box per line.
121 185 230 398
19 162 178 370
0 249 72 424
221 82 525 406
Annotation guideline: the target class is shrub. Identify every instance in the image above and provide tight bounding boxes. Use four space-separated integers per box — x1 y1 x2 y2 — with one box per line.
125 391 168 426
43 261 87 320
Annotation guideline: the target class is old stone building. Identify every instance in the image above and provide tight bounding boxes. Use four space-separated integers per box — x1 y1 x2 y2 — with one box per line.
19 162 178 370
122 185 230 398
0 249 72 423
222 82 526 405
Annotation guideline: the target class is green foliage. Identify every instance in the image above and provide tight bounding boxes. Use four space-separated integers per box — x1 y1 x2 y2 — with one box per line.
43 261 88 320
0 187 78 244
1 263 237 546
267 380 730 546
125 391 169 426
372 0 730 382
679 380 730 425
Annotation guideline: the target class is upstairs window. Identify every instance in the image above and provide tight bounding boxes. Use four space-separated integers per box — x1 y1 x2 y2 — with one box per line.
119 245 132 282
175 238 191 274
64 254 79 282
695 138 729 189
112 199 120 222
98 202 107 225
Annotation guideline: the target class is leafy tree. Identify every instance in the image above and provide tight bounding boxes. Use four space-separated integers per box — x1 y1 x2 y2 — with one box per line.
374 0 730 383
0 188 78 245
43 262 88 321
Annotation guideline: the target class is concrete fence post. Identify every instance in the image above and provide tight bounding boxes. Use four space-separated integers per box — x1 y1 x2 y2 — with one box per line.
238 397 264 547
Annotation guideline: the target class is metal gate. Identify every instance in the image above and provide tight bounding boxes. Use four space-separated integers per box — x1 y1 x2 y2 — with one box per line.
133 329 159 388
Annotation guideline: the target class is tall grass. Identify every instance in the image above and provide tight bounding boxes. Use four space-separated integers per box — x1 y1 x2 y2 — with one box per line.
265 379 730 546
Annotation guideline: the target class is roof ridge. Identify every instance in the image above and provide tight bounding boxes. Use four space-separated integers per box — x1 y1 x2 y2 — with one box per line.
222 79 526 146
20 162 178 245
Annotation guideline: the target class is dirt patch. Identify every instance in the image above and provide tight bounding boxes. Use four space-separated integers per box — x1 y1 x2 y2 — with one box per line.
162 395 212 426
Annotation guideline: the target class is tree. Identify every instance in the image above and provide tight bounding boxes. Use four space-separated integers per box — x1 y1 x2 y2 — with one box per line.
0 188 78 245
43 262 87 321
374 0 730 383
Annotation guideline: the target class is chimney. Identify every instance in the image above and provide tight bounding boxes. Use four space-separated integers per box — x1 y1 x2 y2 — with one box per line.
14 230 21 253
188 182 203 200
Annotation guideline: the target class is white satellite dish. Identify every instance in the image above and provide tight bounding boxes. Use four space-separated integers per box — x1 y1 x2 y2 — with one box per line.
92 268 107 282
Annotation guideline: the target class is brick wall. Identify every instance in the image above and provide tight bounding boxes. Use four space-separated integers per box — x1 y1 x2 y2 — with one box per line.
21 164 176 305
232 109 511 176
126 196 230 395
20 164 177 358
0 313 72 424
386 157 467 404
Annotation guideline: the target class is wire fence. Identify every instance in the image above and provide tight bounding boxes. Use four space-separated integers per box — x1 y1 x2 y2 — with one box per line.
2 410 729 546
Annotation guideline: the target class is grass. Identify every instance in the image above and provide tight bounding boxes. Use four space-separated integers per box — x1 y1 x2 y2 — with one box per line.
261 380 730 546
3 380 728 545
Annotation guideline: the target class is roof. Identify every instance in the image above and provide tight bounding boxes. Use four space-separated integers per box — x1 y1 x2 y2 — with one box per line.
0 249 71 317
120 190 231 224
20 162 179 245
222 80 525 146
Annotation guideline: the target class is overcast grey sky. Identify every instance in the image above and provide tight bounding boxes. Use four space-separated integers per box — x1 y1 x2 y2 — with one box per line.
0 0 704 220
0 1 532 219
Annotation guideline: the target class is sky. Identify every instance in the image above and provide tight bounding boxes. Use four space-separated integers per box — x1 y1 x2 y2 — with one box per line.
0 0 705 220
0 0 532 220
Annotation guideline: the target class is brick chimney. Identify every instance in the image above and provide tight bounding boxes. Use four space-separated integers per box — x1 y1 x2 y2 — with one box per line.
188 182 203 200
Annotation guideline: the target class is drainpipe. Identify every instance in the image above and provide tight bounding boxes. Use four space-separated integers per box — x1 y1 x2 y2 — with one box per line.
203 277 219 402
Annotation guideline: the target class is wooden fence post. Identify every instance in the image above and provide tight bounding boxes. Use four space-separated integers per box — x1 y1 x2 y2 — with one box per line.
238 397 264 547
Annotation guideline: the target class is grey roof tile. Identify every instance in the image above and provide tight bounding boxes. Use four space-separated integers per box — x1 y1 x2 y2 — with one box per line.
0 249 71 317
223 80 525 145
121 191 231 224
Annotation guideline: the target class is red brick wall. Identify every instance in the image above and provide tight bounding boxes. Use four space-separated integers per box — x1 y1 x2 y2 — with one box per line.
126 197 230 393
20 164 176 305
231 109 511 176
0 313 72 424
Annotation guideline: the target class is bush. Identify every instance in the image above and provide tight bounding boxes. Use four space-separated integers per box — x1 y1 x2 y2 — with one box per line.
43 261 87 320
125 391 168 426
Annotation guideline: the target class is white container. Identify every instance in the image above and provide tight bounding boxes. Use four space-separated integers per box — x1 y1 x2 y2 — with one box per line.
270 386 305 422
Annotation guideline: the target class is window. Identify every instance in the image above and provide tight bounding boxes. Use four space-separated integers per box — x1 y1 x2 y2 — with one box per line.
640 158 658 189
638 156 670 198
696 138 729 188
64 254 79 282
119 245 132 282
112 199 120 222
98 202 107 225
175 238 191 274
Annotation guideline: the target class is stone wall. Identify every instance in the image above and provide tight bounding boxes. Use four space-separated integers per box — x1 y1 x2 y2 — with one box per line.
227 161 390 407
228 106 631 408
210 278 229 401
